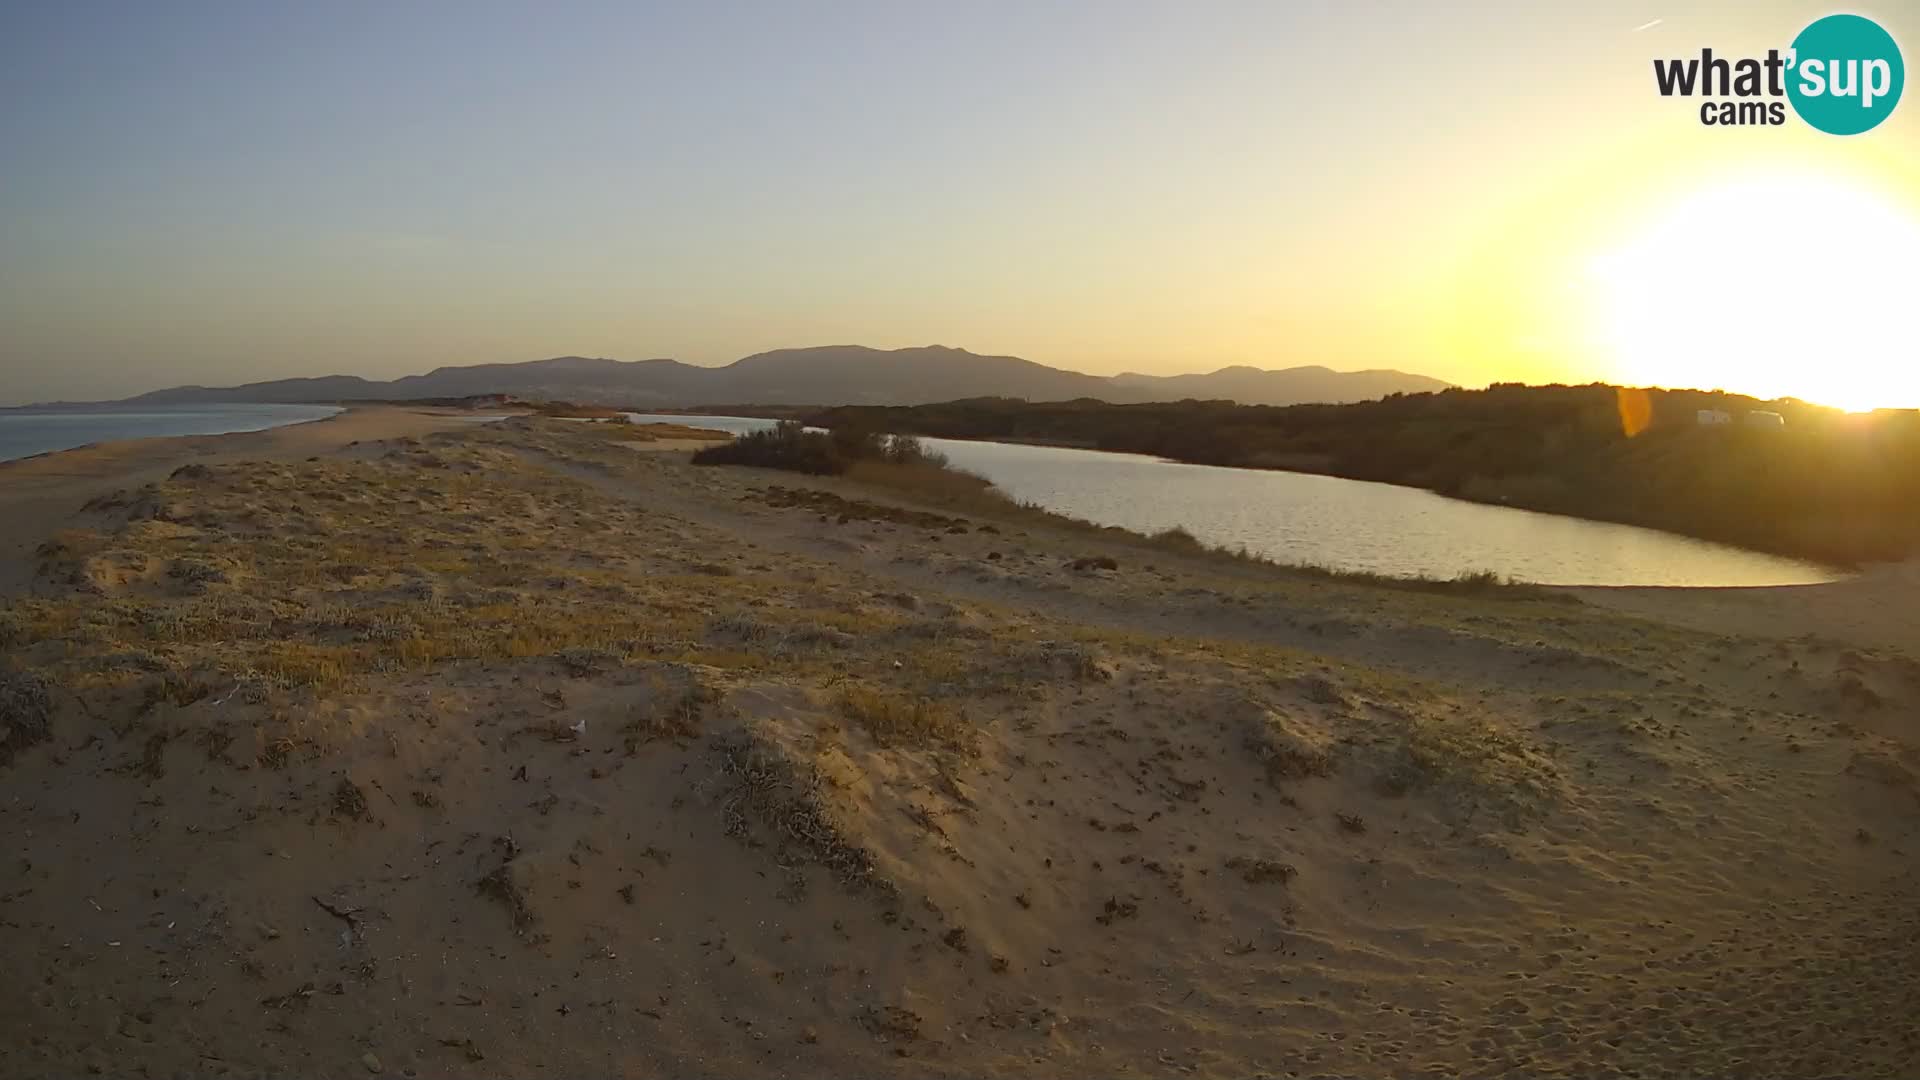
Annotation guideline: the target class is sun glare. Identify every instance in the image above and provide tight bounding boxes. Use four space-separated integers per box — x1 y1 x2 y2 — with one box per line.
1589 171 1920 411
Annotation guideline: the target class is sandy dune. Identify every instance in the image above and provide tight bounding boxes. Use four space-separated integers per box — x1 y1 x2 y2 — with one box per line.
0 408 494 595
1 416 1914 1078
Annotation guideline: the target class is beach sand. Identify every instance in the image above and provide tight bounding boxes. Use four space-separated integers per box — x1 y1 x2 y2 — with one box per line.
1 413 1914 1078
1572 560 1920 658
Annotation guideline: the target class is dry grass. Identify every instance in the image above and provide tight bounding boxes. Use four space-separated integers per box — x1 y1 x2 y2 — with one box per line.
1117 528 1566 599
331 776 370 820
712 729 894 899
843 460 998 503
1389 711 1562 807
475 864 536 933
624 670 717 747
14 426 1030 794
35 528 108 561
13 444 753 695
1282 561 1567 599
836 684 974 752
1224 856 1297 885
1243 709 1335 783
0 607 25 649
0 671 53 765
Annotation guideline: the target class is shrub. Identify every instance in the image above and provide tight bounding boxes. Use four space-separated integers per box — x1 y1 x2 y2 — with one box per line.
829 422 887 462
169 557 231 585
0 671 53 764
1243 709 1334 782
624 674 715 746
880 434 947 468
1149 526 1204 552
693 421 846 475
837 685 973 752
1224 856 1298 885
693 421 963 479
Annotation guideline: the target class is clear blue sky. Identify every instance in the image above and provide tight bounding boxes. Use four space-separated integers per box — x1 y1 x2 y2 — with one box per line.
3 1 1914 404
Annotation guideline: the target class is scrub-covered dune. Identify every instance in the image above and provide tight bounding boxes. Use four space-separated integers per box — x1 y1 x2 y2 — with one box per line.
2 414 1915 1078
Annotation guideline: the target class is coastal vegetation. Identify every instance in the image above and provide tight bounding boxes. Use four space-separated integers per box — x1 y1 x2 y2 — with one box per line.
520 400 628 419
687 419 1550 595
3 413 1914 1077
691 419 954 477
800 385 1920 566
594 419 734 442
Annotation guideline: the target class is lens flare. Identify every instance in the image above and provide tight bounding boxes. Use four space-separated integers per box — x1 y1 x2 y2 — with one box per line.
1590 171 1920 411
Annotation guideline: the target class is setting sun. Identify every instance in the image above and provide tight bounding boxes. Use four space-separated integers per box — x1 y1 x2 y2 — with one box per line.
1589 170 1920 411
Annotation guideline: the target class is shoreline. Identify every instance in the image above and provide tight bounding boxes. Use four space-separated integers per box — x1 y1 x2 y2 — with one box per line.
0 403 497 469
922 433 1863 575
1565 558 1920 655
0 404 350 467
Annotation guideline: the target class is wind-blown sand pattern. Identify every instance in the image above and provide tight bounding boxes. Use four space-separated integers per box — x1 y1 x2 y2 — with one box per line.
1 413 1915 1078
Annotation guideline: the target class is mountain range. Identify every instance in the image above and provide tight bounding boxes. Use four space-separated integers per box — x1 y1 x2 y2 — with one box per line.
112 346 1451 409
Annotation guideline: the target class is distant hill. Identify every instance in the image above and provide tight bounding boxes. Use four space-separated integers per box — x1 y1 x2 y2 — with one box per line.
113 346 1449 409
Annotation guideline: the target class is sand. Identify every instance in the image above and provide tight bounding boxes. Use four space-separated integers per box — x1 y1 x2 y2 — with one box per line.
0 408 498 595
1 414 1914 1078
1571 559 1920 658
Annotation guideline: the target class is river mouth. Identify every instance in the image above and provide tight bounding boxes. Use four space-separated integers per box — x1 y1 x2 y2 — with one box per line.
633 414 1838 588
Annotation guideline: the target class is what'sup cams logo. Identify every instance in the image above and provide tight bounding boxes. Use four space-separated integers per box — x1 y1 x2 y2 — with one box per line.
1654 13 1904 133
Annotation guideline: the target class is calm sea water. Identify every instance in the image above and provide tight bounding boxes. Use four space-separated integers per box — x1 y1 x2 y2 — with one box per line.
0 404 343 463
629 413 1836 587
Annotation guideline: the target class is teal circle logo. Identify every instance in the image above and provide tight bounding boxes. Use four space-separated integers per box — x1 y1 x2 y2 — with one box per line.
1787 14 1904 135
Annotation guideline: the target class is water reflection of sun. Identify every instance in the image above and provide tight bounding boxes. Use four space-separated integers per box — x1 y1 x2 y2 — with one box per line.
1590 171 1920 411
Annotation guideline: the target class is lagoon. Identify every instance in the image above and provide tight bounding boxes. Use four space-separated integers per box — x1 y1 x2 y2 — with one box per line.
628 413 1836 587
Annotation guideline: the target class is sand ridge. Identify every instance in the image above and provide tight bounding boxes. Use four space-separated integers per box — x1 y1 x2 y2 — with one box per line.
0 408 504 597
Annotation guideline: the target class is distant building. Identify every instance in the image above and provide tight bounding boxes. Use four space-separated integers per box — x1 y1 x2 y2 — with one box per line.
1696 409 1732 426
1745 410 1786 429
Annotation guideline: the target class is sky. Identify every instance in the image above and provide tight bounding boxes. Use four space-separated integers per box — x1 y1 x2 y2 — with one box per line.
2 1 1917 406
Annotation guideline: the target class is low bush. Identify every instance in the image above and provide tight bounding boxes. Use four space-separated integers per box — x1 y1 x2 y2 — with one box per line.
837 684 973 752
693 421 844 474
693 420 956 477
0 671 53 764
